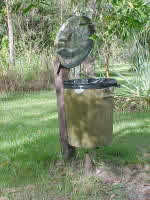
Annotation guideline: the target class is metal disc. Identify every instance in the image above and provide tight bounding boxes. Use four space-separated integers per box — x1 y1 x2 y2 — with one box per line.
55 16 95 68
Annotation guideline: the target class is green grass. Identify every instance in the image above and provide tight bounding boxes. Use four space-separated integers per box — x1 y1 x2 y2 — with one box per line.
103 111 150 164
0 90 149 199
0 91 60 187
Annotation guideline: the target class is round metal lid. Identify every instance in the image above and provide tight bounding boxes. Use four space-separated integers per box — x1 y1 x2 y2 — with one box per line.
55 16 95 68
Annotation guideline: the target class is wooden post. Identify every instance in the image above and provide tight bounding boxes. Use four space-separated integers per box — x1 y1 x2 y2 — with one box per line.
53 57 76 160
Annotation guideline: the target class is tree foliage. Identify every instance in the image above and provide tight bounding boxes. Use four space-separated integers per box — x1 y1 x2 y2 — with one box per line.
92 0 150 42
0 0 150 68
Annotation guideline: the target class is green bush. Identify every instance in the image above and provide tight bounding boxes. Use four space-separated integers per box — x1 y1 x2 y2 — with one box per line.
0 36 9 75
0 49 54 92
115 62 150 104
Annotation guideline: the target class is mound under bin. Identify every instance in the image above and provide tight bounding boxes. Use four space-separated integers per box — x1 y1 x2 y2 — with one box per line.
64 78 119 148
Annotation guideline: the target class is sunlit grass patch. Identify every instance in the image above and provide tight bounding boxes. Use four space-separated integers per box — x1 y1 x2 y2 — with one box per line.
0 91 60 187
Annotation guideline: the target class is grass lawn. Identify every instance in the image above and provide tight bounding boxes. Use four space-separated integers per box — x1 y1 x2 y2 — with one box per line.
0 91 60 187
0 90 149 199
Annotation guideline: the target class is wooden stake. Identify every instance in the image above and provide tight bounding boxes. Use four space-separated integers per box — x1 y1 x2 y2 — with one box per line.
53 57 76 160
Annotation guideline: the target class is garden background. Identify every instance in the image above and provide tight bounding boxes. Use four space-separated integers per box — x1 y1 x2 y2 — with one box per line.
0 0 150 199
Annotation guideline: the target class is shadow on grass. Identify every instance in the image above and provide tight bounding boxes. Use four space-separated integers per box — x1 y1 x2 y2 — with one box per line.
0 91 61 187
92 112 150 166
0 117 60 187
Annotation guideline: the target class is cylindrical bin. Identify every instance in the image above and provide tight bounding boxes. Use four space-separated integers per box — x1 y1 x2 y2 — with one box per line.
64 78 119 148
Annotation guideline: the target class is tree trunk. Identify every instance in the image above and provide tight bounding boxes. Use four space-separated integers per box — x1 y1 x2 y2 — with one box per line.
6 0 15 67
104 43 111 78
53 57 76 160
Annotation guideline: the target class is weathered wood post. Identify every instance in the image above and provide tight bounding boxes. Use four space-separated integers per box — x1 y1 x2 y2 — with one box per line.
53 57 76 160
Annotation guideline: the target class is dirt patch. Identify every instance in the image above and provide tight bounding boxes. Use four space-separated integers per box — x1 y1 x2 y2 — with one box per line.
95 163 150 200
0 184 67 200
0 160 149 200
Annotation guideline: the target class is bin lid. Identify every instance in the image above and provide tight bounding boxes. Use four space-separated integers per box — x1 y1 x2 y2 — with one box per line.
64 78 119 89
55 16 95 68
